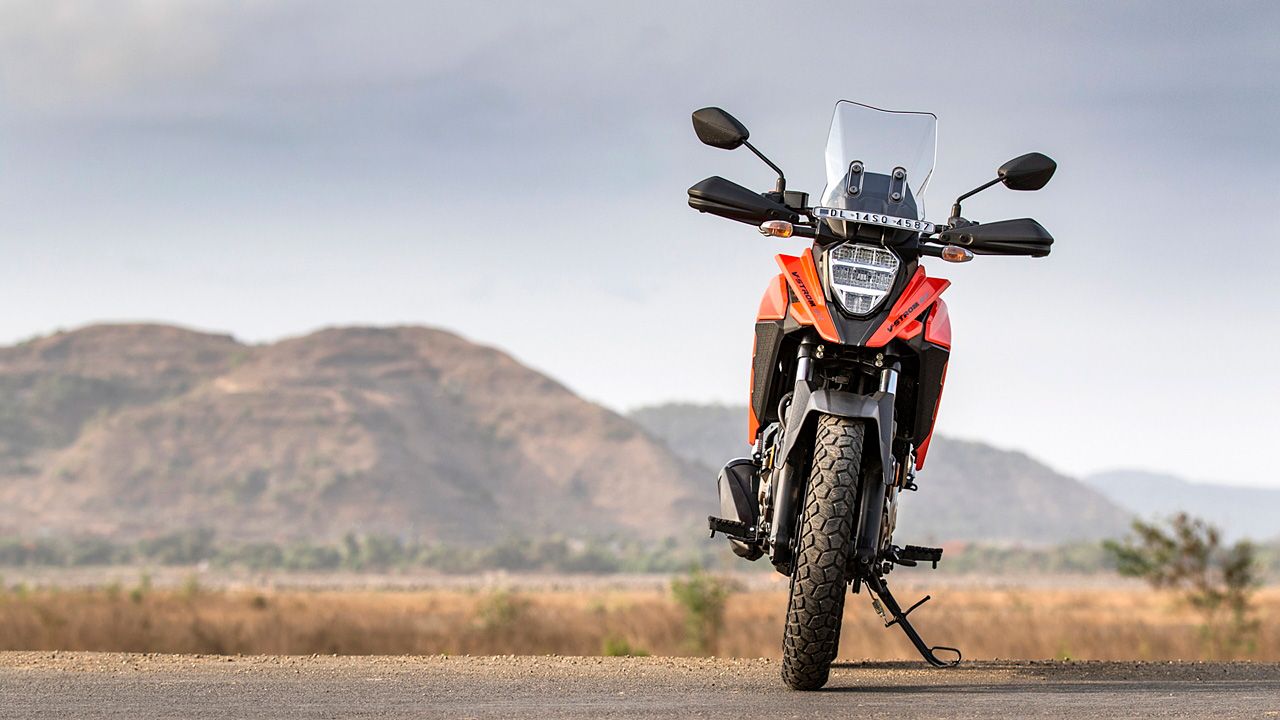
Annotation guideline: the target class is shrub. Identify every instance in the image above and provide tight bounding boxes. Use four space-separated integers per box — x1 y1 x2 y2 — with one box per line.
602 635 649 657
475 590 528 632
129 573 152 604
180 574 202 600
670 568 735 655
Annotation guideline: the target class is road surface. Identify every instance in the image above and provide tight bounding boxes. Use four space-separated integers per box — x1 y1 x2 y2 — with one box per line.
0 653 1277 718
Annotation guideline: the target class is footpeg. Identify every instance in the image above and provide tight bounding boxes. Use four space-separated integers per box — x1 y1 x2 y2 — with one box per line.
887 544 944 569
900 545 943 569
708 515 754 540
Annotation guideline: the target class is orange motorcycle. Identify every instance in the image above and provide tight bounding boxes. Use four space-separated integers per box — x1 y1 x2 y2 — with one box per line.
692 101 1056 689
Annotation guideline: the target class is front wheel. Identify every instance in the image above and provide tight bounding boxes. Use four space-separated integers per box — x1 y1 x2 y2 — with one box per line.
780 415 863 690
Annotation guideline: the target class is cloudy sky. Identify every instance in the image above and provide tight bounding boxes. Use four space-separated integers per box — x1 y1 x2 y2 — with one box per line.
0 1 1276 486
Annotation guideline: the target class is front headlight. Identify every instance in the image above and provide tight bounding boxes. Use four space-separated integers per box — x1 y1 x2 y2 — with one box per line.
826 243 900 316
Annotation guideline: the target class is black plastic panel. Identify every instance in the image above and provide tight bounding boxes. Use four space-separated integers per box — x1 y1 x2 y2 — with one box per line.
750 321 784 432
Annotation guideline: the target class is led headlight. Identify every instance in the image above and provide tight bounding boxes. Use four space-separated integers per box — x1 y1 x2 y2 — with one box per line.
827 243 900 316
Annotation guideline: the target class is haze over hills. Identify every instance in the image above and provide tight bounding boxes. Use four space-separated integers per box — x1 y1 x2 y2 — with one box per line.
630 404 1133 544
0 324 706 544
1083 470 1280 542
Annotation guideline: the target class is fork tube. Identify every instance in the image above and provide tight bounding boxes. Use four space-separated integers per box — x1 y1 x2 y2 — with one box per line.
768 338 818 569
854 366 899 569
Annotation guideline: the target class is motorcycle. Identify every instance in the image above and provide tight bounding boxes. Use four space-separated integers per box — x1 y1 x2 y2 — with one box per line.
691 100 1056 690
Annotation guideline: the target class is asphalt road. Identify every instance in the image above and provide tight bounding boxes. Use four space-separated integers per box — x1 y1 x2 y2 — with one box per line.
1 653 1277 719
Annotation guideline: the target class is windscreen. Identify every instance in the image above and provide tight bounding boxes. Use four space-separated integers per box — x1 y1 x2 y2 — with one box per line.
818 101 937 237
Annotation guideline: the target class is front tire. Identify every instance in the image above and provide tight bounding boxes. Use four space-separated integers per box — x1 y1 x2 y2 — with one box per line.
780 415 863 690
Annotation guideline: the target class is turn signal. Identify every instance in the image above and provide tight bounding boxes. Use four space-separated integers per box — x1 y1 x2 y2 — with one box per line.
758 220 794 238
941 245 974 263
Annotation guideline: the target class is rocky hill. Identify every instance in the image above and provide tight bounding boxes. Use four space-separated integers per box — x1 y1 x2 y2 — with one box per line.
629 403 1133 544
0 325 707 544
0 325 1145 548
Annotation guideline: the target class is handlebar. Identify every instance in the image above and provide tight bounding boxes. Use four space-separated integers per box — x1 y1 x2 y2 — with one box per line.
724 187 1050 258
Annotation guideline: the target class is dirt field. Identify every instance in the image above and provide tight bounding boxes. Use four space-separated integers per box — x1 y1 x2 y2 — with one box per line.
1 581 1276 661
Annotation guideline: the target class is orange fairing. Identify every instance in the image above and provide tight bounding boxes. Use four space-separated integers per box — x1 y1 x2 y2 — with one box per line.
757 274 788 321
777 251 840 343
867 268 951 348
924 297 952 349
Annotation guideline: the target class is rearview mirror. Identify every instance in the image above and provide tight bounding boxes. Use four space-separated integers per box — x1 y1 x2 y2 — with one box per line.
998 152 1057 191
692 107 750 150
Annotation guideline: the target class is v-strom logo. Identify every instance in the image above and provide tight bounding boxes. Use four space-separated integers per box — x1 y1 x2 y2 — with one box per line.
886 301 921 331
790 271 818 307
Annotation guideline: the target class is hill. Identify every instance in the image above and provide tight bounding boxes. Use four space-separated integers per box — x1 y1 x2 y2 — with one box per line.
0 325 706 544
629 403 1133 544
1084 470 1280 542
629 403 747 469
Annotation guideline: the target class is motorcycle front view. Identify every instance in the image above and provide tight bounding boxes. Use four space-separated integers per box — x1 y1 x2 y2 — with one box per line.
690 101 1057 690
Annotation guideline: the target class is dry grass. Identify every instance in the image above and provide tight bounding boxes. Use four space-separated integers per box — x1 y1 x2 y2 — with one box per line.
1 584 1277 661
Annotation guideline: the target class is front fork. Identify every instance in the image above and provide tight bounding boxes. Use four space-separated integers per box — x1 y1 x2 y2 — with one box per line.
852 365 898 570
764 338 817 570
767 337 900 573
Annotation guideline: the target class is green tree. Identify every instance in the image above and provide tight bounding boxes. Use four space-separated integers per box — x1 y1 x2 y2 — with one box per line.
1104 513 1260 656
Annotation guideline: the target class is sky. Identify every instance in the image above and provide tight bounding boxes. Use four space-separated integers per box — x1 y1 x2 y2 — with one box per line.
0 1 1277 487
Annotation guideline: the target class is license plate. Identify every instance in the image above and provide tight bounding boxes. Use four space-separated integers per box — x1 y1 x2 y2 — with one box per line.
813 207 935 234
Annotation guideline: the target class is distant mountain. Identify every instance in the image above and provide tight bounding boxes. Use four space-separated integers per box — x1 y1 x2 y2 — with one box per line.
898 437 1131 544
0 324 707 543
1083 470 1280 542
630 403 1132 544
629 403 750 469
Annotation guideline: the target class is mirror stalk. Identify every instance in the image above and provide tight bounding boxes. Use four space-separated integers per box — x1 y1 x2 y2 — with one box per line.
948 177 1000 226
742 140 786 193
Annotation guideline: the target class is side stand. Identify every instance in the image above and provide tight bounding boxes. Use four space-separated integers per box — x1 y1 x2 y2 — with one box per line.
864 573 961 668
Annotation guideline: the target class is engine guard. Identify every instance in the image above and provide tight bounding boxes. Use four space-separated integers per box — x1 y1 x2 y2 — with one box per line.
716 458 763 560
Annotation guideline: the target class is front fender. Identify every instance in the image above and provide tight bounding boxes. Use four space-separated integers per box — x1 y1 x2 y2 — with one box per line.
779 387 894 490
